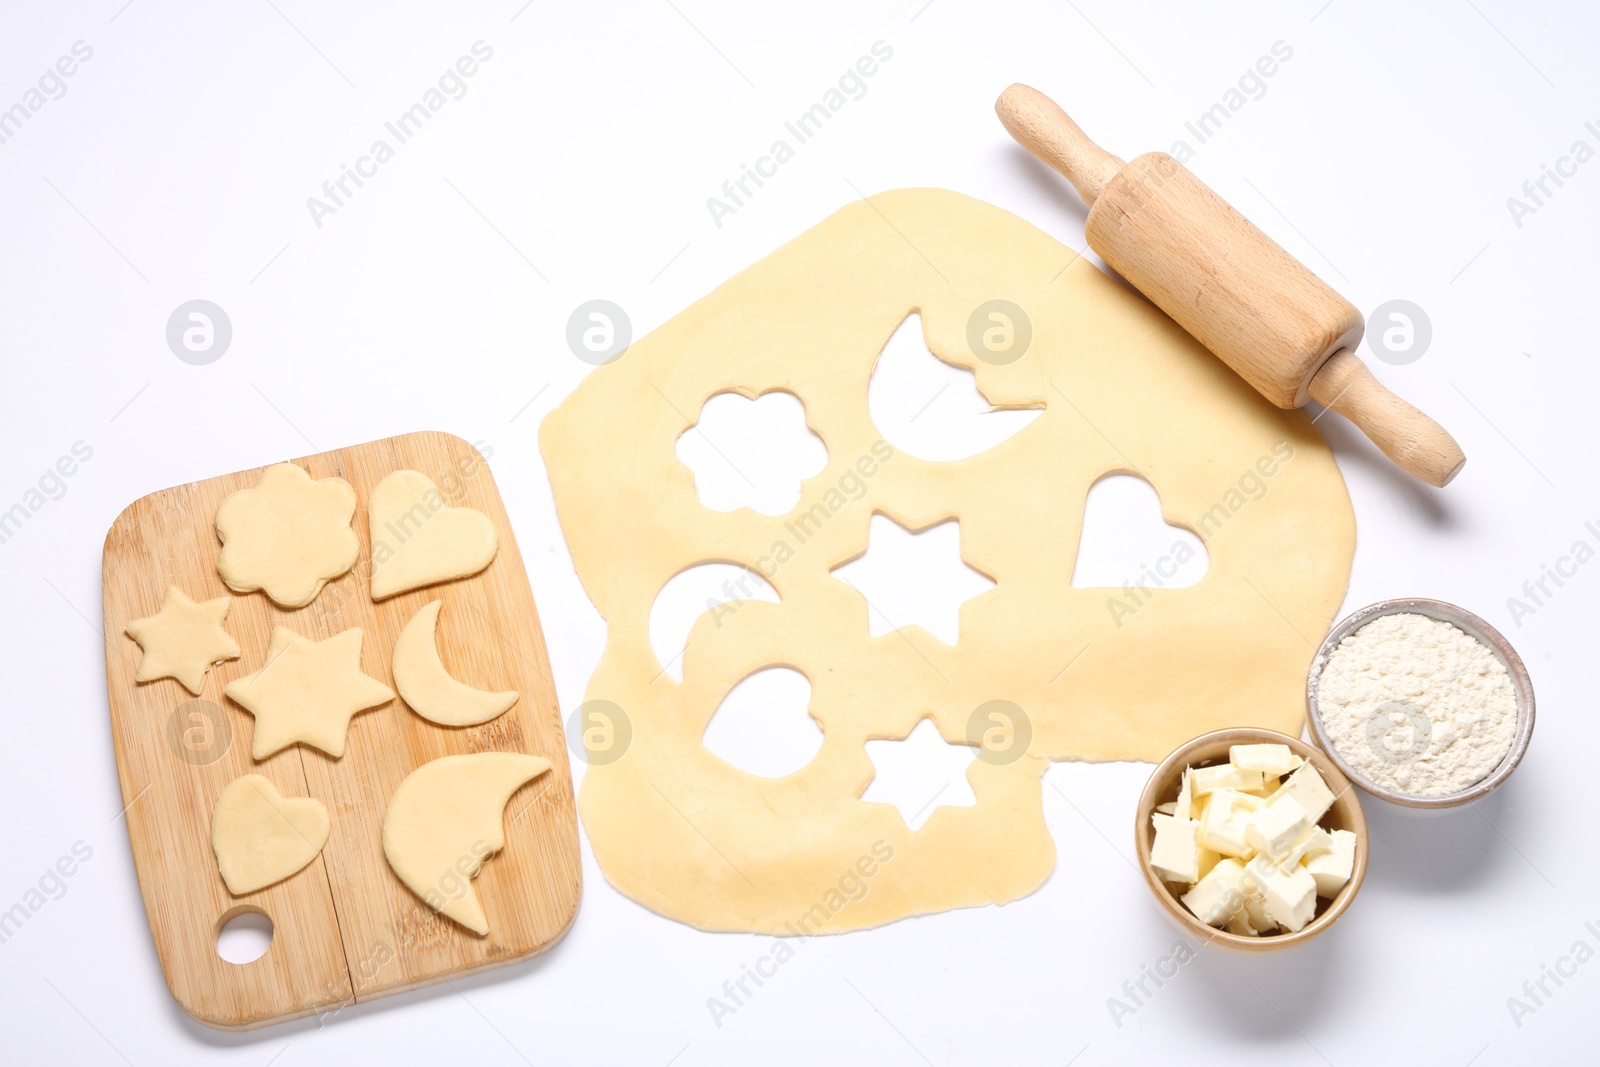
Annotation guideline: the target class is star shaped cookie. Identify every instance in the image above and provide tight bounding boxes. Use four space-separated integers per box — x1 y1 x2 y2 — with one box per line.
124 586 241 694
225 626 395 759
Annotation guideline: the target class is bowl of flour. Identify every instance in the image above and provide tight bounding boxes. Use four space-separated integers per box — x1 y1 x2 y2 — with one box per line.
1307 599 1535 810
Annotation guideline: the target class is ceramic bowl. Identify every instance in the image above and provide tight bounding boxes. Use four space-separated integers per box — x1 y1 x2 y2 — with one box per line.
1134 728 1368 952
1306 598 1535 812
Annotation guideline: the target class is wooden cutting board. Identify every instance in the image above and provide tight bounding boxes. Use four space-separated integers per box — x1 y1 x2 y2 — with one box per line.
101 430 581 1030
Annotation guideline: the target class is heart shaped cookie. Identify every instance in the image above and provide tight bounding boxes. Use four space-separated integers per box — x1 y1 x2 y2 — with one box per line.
368 470 498 600
211 774 330 895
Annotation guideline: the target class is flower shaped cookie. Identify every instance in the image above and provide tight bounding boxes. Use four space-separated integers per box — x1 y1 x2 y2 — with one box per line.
215 463 359 608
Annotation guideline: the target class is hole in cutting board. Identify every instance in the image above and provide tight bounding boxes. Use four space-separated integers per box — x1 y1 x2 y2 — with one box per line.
831 514 995 645
867 312 1042 462
860 718 977 831
650 563 780 681
216 908 273 965
702 667 824 777
1070 474 1208 590
677 391 828 515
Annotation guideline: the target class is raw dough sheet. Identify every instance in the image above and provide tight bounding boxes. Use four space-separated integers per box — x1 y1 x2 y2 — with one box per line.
540 189 1355 933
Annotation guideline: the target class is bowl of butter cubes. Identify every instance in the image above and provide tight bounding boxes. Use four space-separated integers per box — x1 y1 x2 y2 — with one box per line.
1135 728 1368 951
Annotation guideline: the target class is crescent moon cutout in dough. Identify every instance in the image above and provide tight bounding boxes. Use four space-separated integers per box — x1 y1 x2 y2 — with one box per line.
381 752 551 935
392 601 519 727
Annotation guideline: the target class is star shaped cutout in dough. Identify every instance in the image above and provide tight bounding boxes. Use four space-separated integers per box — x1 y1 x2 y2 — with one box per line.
830 514 995 646
225 626 395 759
860 718 977 831
124 586 241 695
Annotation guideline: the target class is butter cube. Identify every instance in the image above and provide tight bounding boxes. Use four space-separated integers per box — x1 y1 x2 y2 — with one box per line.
1225 908 1258 936
1245 794 1309 859
1273 762 1336 824
1279 826 1333 870
1229 743 1301 776
1191 763 1266 796
1182 857 1249 927
1240 776 1277 798
1244 893 1275 934
1174 768 1194 821
1203 790 1260 863
1245 854 1318 933
1197 846 1223 881
1304 828 1358 898
1155 801 1176 815
1150 813 1202 883
1197 789 1261 858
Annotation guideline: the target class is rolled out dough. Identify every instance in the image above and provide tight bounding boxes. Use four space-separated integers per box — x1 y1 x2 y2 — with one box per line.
539 189 1355 933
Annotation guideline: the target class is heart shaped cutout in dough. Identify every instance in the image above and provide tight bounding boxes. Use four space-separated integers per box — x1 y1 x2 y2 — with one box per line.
369 470 499 600
211 774 331 895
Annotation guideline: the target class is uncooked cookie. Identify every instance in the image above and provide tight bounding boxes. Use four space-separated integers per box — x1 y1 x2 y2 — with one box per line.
368 470 498 600
392 600 518 727
215 463 359 608
539 188 1355 933
224 626 395 759
381 752 551 935
124 586 240 694
211 774 330 895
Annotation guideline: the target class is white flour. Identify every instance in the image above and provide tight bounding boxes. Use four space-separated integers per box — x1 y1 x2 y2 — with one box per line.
1314 613 1518 797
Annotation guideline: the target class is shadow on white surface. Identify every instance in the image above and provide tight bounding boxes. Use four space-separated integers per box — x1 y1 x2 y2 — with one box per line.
1360 777 1517 893
1312 406 1460 528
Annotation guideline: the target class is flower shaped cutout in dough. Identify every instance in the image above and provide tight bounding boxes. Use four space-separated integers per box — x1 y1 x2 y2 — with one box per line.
215 463 359 609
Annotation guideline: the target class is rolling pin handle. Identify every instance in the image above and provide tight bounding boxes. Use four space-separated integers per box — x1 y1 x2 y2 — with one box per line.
995 83 1125 205
1307 350 1467 488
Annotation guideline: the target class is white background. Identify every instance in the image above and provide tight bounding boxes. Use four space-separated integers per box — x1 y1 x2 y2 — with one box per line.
2 1 1596 1064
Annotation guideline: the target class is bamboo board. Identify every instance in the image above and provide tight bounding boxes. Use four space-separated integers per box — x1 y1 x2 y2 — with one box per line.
101 430 581 1030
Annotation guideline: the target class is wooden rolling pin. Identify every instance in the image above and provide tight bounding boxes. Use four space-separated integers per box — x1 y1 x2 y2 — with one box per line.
996 84 1466 487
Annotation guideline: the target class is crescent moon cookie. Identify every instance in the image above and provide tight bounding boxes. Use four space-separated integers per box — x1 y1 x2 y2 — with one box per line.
368 470 498 600
381 752 552 935
215 463 359 609
539 189 1355 934
392 600 519 727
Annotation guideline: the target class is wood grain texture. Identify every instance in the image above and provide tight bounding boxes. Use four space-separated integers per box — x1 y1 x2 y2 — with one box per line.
1086 152 1365 408
994 83 1126 205
994 84 1468 489
1307 350 1467 487
102 430 580 1030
